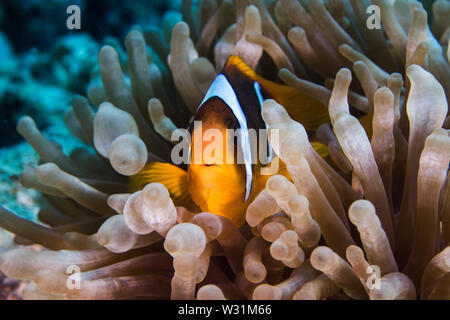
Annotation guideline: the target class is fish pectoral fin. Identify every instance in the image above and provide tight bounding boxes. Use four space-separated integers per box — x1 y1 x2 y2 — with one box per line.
128 162 194 208
258 142 328 179
254 157 292 190
254 142 328 192
277 159 291 179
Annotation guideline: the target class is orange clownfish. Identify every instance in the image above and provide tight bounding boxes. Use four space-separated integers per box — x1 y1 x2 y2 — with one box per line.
129 55 330 226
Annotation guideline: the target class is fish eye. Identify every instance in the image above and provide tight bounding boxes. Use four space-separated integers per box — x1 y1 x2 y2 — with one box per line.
224 118 237 129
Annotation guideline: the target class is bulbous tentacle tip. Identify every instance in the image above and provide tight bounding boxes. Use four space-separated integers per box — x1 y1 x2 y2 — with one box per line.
109 134 147 176
172 21 190 37
98 45 119 65
261 99 288 124
16 116 35 135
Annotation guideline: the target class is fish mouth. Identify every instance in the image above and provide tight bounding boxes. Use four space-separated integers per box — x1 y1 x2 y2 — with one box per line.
201 164 219 167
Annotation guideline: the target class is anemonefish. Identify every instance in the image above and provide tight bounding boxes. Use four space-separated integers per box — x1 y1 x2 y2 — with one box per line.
129 55 330 227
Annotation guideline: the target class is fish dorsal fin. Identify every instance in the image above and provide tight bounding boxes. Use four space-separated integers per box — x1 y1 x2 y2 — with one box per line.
128 162 194 208
224 55 330 131
224 55 261 81
222 56 267 132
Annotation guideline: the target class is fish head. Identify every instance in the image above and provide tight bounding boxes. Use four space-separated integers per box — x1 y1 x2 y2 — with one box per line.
189 96 242 166
187 96 248 226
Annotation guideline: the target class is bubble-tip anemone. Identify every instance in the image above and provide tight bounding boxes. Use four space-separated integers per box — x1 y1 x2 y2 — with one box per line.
0 0 449 300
